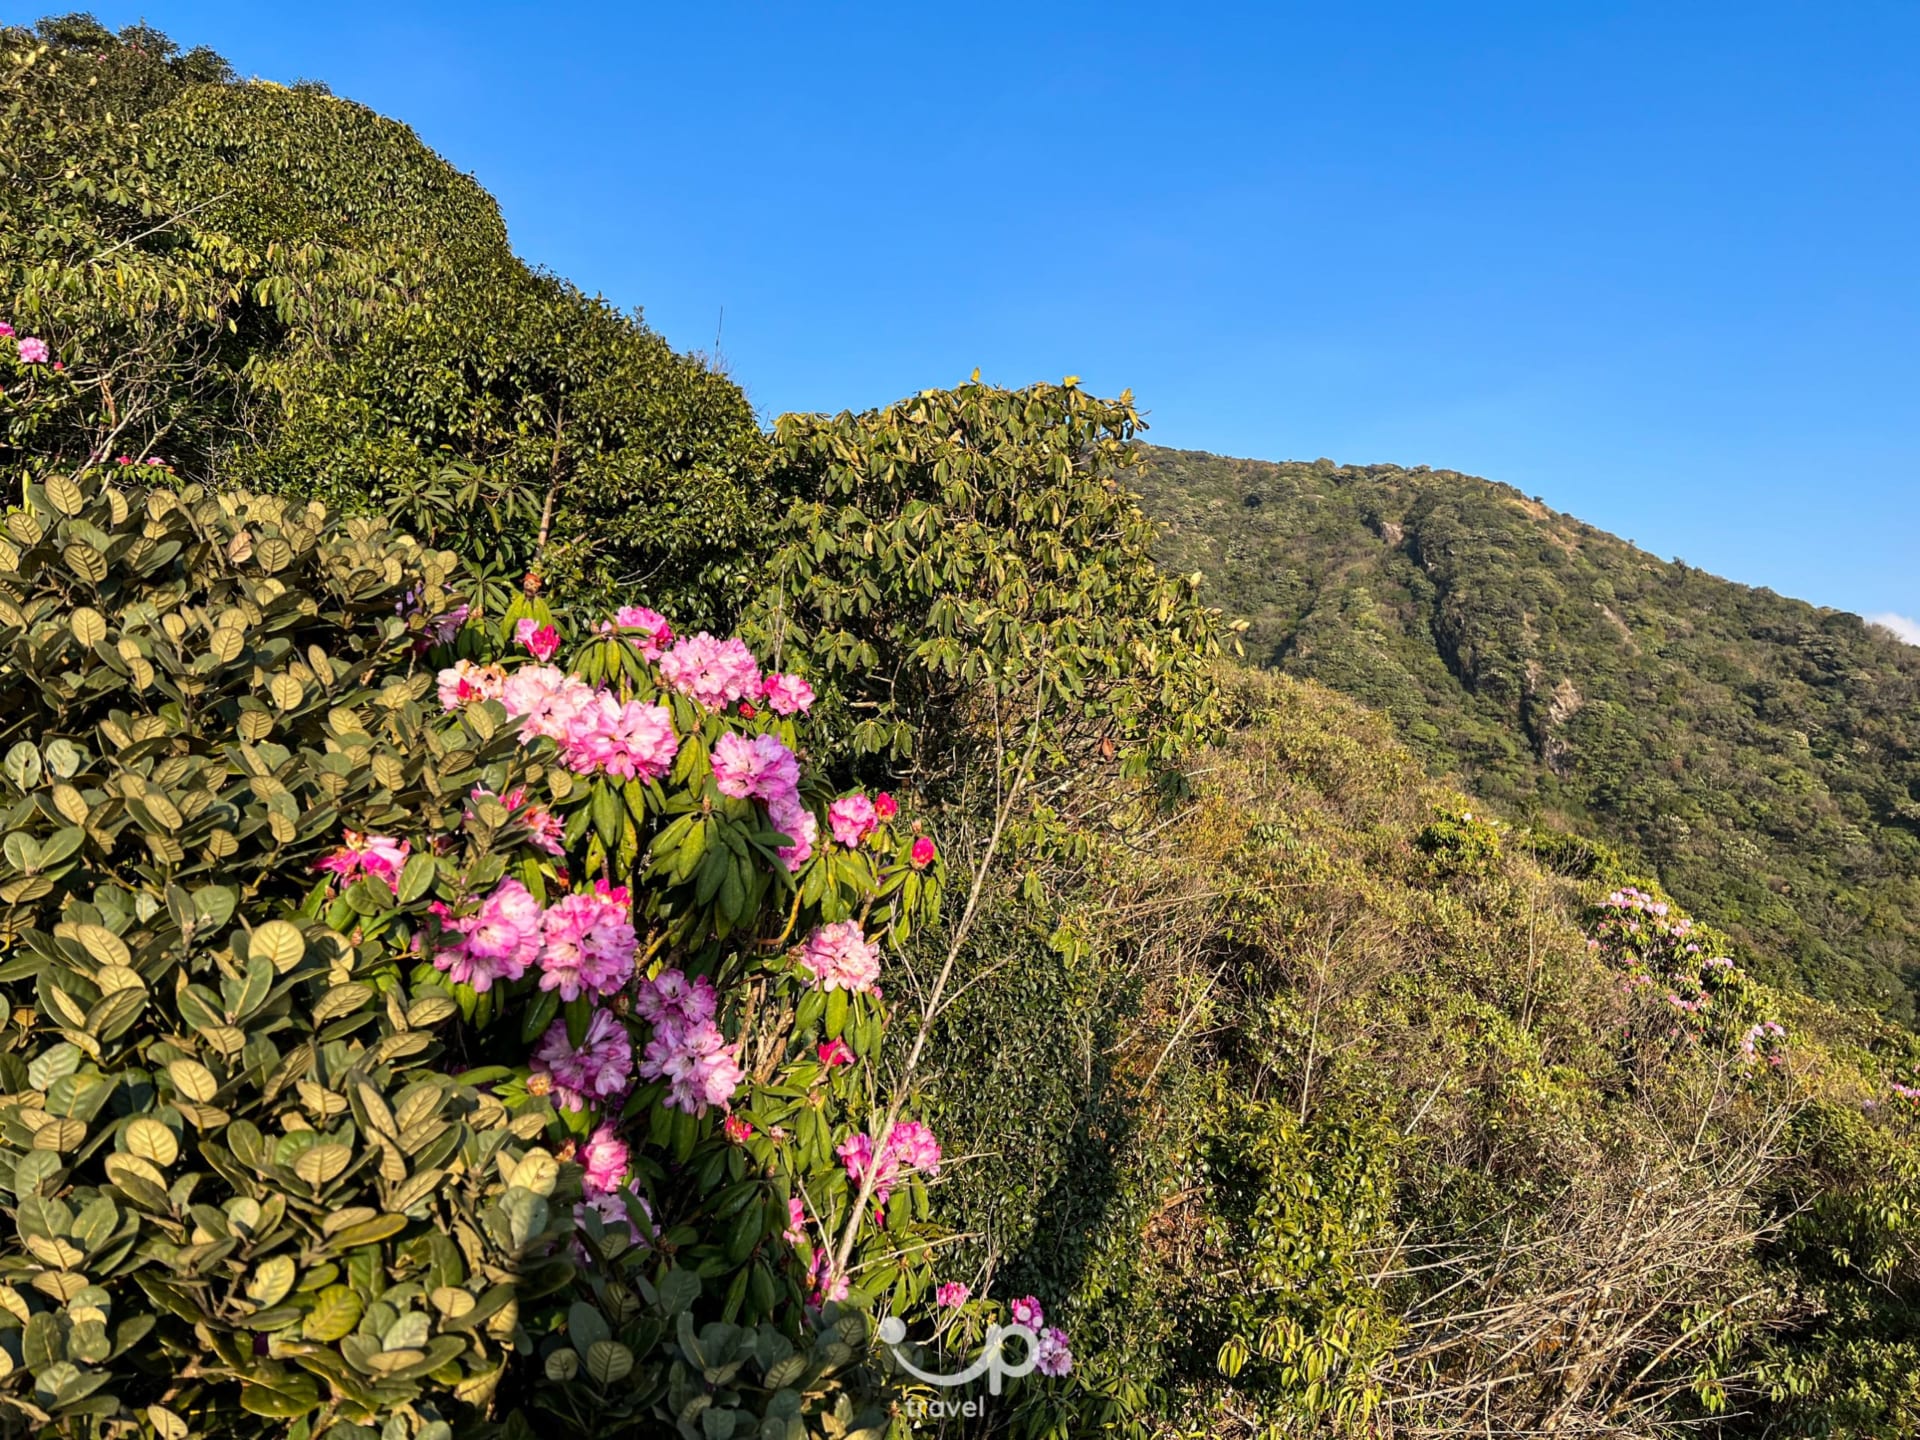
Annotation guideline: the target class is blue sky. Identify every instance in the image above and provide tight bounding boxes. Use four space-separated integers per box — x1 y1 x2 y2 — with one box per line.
55 1 1920 631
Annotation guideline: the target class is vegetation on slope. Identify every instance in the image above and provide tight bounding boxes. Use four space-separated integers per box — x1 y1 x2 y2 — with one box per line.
1131 447 1920 1023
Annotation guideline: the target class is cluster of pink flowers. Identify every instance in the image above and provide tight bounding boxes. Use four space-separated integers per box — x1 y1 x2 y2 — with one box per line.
827 793 877 848
660 633 762 709
533 1010 634 1111
15 336 49 365
605 605 673 660
438 658 506 708
1589 887 1746 1034
313 830 410 892
1739 1020 1787 1067
836 1119 942 1206
708 727 815 870
538 880 637 1000
467 785 564 855
490 664 680 782
762 672 815 715
579 1122 629 1196
1892 1081 1920 1105
935 1282 970 1308
799 920 882 995
634 968 744 1114
432 876 636 996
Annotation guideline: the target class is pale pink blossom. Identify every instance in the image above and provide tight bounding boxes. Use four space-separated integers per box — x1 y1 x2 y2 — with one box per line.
579 1122 630 1196
800 921 881 994
559 690 678 781
711 730 800 803
437 658 506 709
16 337 48 364
659 633 761 709
433 878 543 991
769 796 817 871
539 882 637 1000
608 605 672 660
1034 1326 1073 1376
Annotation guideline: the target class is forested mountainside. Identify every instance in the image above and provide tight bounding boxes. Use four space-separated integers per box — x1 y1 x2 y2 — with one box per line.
1132 447 1920 1024
3 16 1920 1440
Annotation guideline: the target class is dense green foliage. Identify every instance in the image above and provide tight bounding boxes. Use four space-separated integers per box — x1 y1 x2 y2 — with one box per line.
1132 448 1920 1023
1 17 765 627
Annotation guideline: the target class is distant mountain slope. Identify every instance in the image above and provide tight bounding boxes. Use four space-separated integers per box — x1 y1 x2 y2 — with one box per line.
1131 446 1920 1021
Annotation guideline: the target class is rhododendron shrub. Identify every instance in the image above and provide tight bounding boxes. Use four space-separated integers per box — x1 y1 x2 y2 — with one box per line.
1587 885 1780 1060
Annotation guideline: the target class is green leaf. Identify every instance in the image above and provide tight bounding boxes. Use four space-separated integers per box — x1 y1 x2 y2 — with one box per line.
397 852 437 904
302 1285 363 1342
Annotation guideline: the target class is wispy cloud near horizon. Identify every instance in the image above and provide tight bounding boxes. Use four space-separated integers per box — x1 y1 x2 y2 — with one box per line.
1866 613 1920 645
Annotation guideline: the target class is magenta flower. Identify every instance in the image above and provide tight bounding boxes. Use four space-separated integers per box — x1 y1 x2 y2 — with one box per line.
761 671 816 715
608 605 673 660
800 921 881 995
873 792 899 822
313 830 410 892
0 323 12 338
807 1249 850 1304
579 1122 630 1196
769 796 817 871
1010 1296 1045 1329
837 1120 941 1206
635 968 719 1028
816 1038 854 1068
784 1196 808 1243
936 1282 971 1308
538 883 637 1001
634 969 742 1114
827 793 878 848
16 337 49 364
911 835 937 869
534 1010 634 1112
724 1113 754 1143
514 617 561 660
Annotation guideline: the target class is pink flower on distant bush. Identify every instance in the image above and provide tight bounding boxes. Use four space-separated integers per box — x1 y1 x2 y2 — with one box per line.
1034 1326 1073 1376
816 1038 853 1068
911 836 937 869
17 337 48 364
437 658 507 709
873 792 898 822
533 1010 634 1112
827 793 877 848
514 617 560 660
761 672 815 715
936 1282 971 1308
579 1122 630 1196
837 1120 941 1205
434 878 543 991
769 797 817 871
659 633 761 709
0 323 12 338
800 921 881 994
313 830 409 892
606 605 673 660
711 730 800 803
539 881 637 1000
1010 1296 1044 1329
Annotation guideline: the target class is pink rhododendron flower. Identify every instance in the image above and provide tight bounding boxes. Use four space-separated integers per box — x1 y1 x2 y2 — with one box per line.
501 665 595 743
769 797 817 871
1010 1296 1045 1329
313 830 410 892
604 605 673 661
467 785 566 855
807 1249 849 1304
724 1114 754 1143
425 604 468 646
635 968 719 1029
635 969 742 1114
17 337 48 364
434 878 543 991
800 921 881 994
437 658 507 710
761 672 816 715
784 1196 808 1243
911 836 937 869
558 690 678 781
936 1282 971 1308
710 730 802 804
873 792 899 822
532 1010 633 1112
579 1122 630 1196
1034 1326 1073 1376
816 1038 853 1068
659 633 761 709
827 793 877 848
837 1120 941 1205
539 882 637 1000
0 323 12 338
514 617 561 660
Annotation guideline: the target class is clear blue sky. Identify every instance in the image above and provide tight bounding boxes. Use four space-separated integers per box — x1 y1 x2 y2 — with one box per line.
55 1 1920 630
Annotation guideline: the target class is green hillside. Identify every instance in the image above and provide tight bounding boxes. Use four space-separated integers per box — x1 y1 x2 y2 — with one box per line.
1132 447 1920 1023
